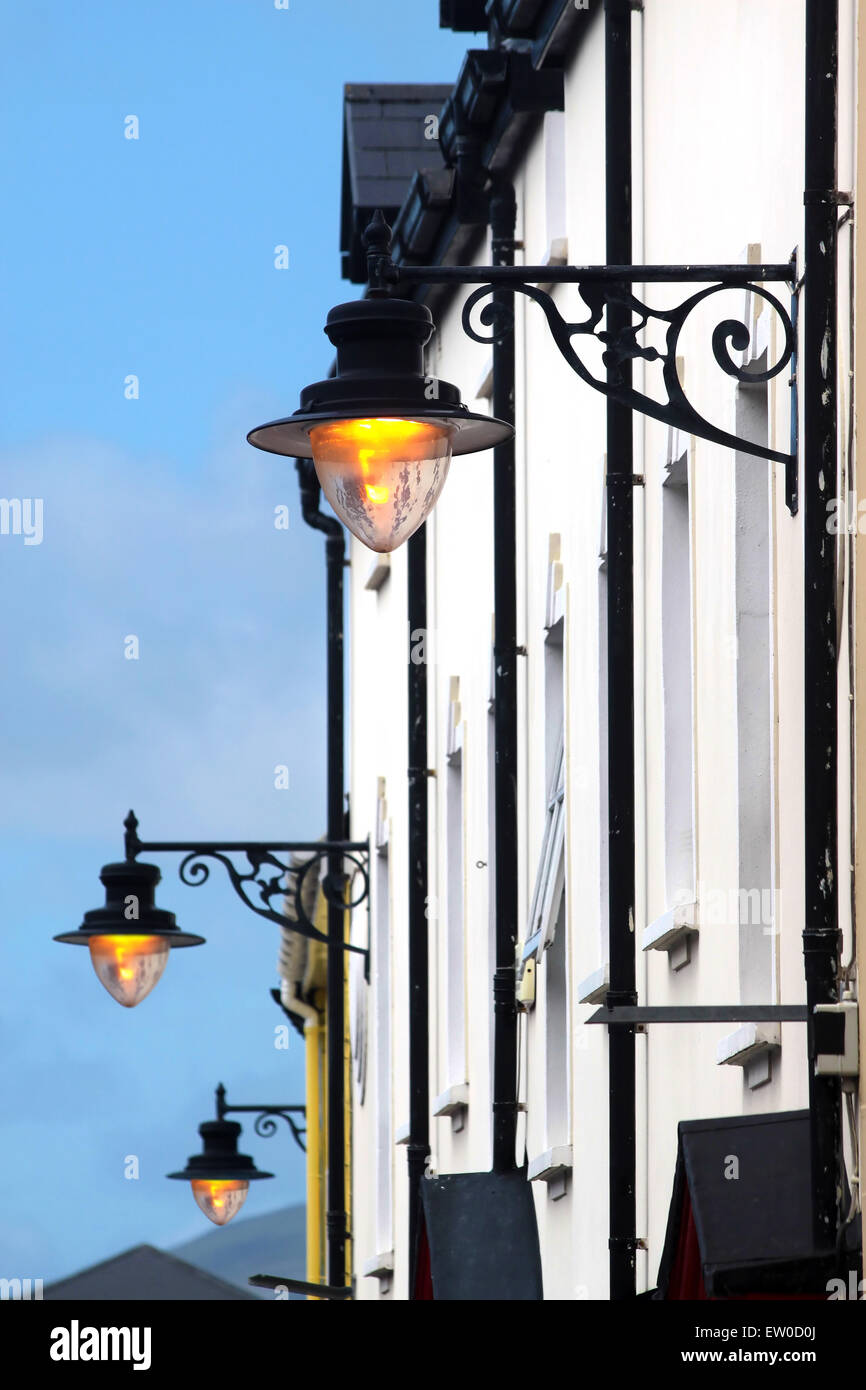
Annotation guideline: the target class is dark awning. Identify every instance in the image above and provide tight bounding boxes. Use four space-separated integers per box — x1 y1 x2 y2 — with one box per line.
419 1168 543 1300
654 1109 860 1298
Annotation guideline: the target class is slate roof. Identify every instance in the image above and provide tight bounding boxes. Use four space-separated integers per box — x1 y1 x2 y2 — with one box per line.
341 83 452 282
43 1243 257 1301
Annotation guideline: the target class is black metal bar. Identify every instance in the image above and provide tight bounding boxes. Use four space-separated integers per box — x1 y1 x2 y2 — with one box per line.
396 262 795 286
123 810 368 952
297 461 349 1290
586 1005 810 1026
803 0 842 1253
133 839 367 854
604 0 637 1302
787 271 800 515
248 1273 353 1301
406 525 430 1299
490 176 520 1175
326 530 347 1289
215 1083 307 1153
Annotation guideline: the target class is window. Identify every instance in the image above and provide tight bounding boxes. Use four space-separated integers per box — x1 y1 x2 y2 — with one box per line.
526 712 565 959
527 568 572 1193
526 607 565 959
373 781 392 1255
543 110 567 261
545 895 569 1149
662 450 696 912
445 679 466 1088
735 373 775 1002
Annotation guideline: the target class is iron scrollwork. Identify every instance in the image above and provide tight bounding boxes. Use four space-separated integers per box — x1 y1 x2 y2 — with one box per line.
461 276 796 466
123 811 369 956
216 1083 307 1154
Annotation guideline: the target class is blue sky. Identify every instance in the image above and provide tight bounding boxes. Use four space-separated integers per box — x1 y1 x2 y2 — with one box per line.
0 1 470 1282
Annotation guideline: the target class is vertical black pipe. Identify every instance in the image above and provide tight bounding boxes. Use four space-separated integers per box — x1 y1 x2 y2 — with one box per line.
297 461 348 1289
490 176 519 1174
803 0 842 1251
406 526 430 1296
604 0 637 1300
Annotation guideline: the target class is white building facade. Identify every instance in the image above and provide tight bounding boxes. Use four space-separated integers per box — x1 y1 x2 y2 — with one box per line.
343 0 862 1299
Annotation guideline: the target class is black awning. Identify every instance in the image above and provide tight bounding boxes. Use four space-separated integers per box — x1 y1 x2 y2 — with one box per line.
655 1109 859 1298
420 1168 543 1300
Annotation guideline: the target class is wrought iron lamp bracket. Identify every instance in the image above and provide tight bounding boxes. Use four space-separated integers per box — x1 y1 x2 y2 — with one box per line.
123 811 370 958
370 213 799 502
215 1083 307 1154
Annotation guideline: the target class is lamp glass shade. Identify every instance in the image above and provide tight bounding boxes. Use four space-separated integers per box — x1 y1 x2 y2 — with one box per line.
88 934 170 1008
309 417 452 553
191 1178 249 1226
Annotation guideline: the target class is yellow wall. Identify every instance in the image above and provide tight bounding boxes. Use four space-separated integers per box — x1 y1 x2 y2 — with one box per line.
303 890 352 1295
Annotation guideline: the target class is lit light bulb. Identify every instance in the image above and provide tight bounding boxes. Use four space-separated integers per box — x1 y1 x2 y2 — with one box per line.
88 934 170 1008
191 1179 249 1227
309 418 452 552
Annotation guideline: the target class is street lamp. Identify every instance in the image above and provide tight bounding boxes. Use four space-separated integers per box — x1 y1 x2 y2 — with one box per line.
55 811 370 1008
167 1085 304 1228
53 855 205 1008
247 227 513 553
247 209 794 557
167 1115 274 1228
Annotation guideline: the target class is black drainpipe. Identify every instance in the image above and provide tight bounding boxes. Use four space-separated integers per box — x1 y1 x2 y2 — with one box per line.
296 458 348 1290
802 0 842 1252
406 520 431 1297
490 174 520 1175
604 0 637 1300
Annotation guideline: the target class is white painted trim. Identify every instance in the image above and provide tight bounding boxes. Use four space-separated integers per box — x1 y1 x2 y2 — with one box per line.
716 1022 781 1065
578 963 609 1005
475 354 494 402
446 676 463 762
528 1145 573 1182
432 1082 469 1117
716 1023 781 1090
375 778 389 853
545 533 564 630
364 554 390 591
642 903 698 949
362 1251 395 1279
528 1146 573 1200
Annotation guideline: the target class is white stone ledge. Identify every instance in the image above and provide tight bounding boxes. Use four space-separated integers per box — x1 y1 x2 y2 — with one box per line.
578 963 609 1005
642 903 698 970
433 1083 469 1118
528 1146 573 1201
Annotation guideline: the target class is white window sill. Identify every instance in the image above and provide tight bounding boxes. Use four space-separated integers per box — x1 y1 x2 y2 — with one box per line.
475 355 493 402
578 963 609 1005
538 237 569 291
642 903 698 971
528 1145 573 1201
716 1023 780 1090
395 1122 410 1146
364 554 390 591
433 1083 469 1133
363 1251 394 1279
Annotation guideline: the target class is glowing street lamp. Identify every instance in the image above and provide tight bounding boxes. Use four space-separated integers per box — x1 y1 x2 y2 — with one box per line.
247 292 512 553
54 857 204 1008
167 1116 274 1228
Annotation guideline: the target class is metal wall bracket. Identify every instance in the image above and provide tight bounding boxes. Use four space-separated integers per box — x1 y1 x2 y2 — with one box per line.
216 1083 307 1154
586 1004 809 1026
248 1273 353 1300
389 238 798 467
123 810 370 957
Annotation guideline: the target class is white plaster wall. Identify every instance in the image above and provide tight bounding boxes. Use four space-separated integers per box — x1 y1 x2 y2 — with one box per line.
347 0 857 1299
